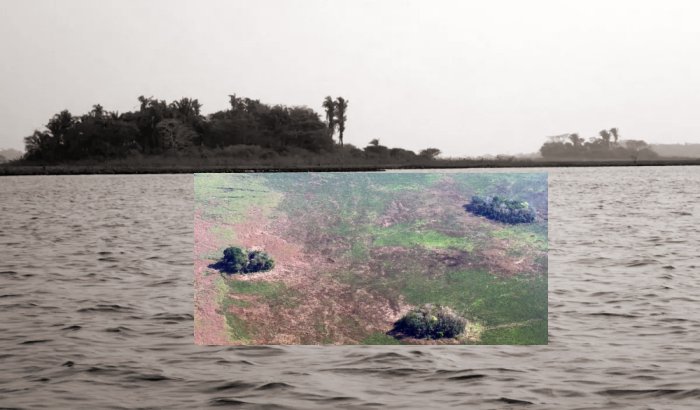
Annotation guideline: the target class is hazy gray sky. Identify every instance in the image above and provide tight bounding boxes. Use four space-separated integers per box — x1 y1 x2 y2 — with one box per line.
1 0 699 156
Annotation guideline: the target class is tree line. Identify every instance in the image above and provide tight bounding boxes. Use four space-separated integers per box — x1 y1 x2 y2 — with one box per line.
23 95 333 161
539 128 658 160
21 94 442 163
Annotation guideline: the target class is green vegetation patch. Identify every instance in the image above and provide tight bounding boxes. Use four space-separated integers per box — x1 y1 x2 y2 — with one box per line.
226 278 300 309
261 173 444 230
400 270 547 327
215 275 301 343
370 224 474 252
348 241 370 263
195 173 282 223
491 223 548 253
209 225 236 245
214 276 252 342
331 267 547 343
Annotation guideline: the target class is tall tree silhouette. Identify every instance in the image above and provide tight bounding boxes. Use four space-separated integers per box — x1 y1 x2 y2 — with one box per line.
91 104 105 118
610 127 619 144
322 96 336 139
569 133 584 148
335 97 348 147
599 129 611 148
170 98 202 123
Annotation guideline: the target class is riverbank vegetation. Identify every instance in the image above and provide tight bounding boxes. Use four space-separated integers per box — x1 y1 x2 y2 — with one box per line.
5 93 682 174
16 93 441 166
539 129 659 160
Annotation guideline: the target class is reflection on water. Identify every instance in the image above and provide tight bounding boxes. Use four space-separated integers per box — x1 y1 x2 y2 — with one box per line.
1 167 699 408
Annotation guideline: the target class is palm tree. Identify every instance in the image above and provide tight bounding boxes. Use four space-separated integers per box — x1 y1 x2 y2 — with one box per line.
569 133 584 148
610 128 619 144
599 129 611 149
335 97 348 147
170 98 202 123
322 96 336 139
91 104 105 118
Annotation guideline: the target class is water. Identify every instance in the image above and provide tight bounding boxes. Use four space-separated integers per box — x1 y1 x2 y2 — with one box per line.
1 167 699 409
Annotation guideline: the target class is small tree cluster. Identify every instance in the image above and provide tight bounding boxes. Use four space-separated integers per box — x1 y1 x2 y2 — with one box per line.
392 304 467 339
464 196 536 224
213 246 275 274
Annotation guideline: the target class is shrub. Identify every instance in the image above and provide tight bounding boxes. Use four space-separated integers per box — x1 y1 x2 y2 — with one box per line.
464 195 536 224
213 246 275 274
392 304 467 339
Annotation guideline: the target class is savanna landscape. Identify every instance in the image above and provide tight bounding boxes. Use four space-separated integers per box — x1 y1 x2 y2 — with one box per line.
194 172 548 345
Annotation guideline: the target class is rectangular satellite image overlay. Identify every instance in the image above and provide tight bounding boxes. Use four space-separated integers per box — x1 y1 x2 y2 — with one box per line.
194 172 548 345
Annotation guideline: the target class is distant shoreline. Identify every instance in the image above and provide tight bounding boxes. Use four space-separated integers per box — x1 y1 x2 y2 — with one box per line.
2 158 699 175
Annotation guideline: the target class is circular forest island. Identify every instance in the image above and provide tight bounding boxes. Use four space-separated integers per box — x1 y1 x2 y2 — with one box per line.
211 246 275 274
391 304 467 340
463 195 536 224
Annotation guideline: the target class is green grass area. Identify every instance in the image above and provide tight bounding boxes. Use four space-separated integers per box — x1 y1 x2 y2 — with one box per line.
331 267 547 343
370 223 474 252
214 276 251 342
480 319 548 345
225 277 300 308
214 275 301 343
209 225 237 245
349 241 370 263
491 223 547 249
261 172 447 231
194 173 282 223
400 270 547 327
491 223 548 258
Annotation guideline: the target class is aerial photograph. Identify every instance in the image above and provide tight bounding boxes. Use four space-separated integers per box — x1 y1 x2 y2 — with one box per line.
195 172 548 345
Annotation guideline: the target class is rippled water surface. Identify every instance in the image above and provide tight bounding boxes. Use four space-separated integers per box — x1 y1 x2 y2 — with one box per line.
1 167 699 409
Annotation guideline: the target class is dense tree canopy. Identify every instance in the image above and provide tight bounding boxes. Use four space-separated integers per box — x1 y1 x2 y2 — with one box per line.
203 94 333 153
464 196 536 224
212 246 275 274
23 94 335 161
19 93 451 164
392 304 467 339
539 128 658 160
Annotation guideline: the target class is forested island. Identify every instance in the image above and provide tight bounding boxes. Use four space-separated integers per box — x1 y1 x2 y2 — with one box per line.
538 129 659 161
2 94 699 174
8 94 440 170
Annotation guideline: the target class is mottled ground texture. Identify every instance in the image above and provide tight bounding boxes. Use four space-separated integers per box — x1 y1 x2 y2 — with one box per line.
194 172 548 345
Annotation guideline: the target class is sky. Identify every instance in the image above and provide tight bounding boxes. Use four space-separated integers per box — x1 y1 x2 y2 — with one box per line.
1 0 699 156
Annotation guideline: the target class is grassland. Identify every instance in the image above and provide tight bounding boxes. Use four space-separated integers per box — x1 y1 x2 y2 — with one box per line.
194 171 548 345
